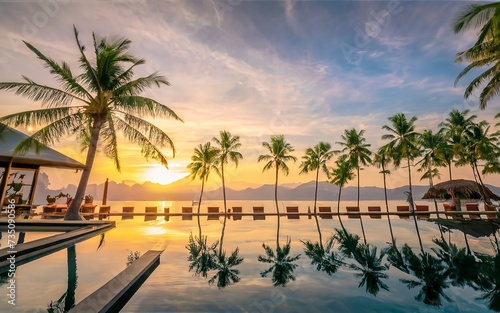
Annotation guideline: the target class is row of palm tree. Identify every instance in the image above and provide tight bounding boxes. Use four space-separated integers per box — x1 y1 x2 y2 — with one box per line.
188 110 499 225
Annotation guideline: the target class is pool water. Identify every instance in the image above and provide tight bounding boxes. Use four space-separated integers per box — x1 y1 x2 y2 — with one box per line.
1 201 499 312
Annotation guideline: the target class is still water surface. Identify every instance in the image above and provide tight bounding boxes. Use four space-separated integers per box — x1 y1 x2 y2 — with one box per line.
1 200 498 312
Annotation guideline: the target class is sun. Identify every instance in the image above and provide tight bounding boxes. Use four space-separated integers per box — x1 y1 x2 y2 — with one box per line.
142 164 186 185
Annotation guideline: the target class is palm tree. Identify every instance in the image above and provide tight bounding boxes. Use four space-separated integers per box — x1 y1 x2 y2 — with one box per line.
453 2 500 110
258 134 297 237
0 27 181 220
328 155 355 231
187 142 220 216
336 128 372 209
381 113 420 210
299 142 334 215
186 232 217 278
209 247 243 289
417 130 447 217
212 130 243 215
373 146 395 244
459 121 500 204
47 245 77 312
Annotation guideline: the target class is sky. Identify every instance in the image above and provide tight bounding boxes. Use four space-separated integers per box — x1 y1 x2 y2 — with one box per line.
0 0 499 191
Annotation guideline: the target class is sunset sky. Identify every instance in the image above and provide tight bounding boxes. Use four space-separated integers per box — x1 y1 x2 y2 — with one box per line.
0 1 499 191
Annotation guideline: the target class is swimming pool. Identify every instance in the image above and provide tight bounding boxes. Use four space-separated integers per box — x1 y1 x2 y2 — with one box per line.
2 200 499 312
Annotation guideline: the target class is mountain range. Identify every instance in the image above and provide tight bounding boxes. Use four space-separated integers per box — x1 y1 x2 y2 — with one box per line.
34 175 500 203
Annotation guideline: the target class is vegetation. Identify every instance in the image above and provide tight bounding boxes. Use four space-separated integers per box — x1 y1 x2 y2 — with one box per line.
0 27 181 220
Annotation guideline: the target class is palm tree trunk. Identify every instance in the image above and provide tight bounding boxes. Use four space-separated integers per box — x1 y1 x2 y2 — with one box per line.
474 162 491 205
65 245 77 311
198 179 205 238
313 215 323 249
65 116 103 220
382 167 395 246
313 168 319 215
221 163 227 214
337 186 345 230
275 166 280 247
357 166 367 244
219 215 227 255
407 157 423 252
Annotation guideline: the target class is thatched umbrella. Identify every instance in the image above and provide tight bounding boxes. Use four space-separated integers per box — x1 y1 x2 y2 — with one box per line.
422 179 500 201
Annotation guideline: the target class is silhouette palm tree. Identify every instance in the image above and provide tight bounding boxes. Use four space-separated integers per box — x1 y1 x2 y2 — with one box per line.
258 134 297 240
299 142 334 215
47 245 77 312
186 231 217 279
453 2 500 109
212 130 243 215
0 27 181 220
373 146 395 244
328 155 355 233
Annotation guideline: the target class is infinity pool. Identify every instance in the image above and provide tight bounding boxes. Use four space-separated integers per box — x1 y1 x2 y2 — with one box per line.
1 200 499 312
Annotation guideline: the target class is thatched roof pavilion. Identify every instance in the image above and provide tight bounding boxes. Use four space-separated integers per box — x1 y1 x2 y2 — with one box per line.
422 179 500 201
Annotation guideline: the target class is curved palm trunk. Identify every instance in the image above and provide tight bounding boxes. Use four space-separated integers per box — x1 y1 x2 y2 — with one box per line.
337 186 345 230
447 162 457 210
357 166 367 244
275 166 280 247
221 163 227 214
313 168 319 215
197 179 205 237
219 215 227 255
65 116 103 220
382 167 395 246
474 162 491 205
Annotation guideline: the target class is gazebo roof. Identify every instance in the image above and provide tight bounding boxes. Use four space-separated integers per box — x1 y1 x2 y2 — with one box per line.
0 125 85 169
422 179 500 201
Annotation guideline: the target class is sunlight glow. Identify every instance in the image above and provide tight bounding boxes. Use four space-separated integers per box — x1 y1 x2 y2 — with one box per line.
143 226 168 236
142 164 187 185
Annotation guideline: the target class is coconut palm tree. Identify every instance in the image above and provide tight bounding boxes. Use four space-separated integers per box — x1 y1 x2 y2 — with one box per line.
328 155 355 231
453 2 500 110
258 134 297 235
47 245 77 312
459 121 500 204
299 142 334 215
0 27 181 220
209 247 243 289
373 146 395 244
381 113 420 211
186 232 217 278
188 142 220 216
336 128 372 209
417 130 447 217
212 131 243 215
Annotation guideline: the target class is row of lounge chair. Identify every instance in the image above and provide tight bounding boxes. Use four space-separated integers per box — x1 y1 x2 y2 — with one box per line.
84 202 498 221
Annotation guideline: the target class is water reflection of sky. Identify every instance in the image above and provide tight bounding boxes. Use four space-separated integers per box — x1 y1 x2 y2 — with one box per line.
1 211 499 312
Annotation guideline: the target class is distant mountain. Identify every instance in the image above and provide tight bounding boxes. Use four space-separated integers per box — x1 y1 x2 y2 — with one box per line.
34 177 500 203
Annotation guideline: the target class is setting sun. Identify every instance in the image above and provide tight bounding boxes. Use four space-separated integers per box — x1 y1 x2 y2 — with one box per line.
142 164 187 185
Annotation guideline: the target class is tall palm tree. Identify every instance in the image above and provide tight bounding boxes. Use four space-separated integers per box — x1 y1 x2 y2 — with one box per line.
373 146 395 244
187 142 220 216
299 142 334 216
417 130 447 217
212 131 243 215
258 238 301 287
459 121 500 204
336 128 372 209
0 27 181 220
453 2 500 110
381 113 420 210
328 155 355 231
258 134 297 237
47 245 77 312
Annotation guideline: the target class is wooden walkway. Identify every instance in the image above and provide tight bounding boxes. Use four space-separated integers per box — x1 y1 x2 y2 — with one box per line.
70 248 163 313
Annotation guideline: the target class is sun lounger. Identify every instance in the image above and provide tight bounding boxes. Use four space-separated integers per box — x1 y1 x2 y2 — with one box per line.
207 207 220 220
98 205 110 220
144 206 157 221
416 205 430 219
286 206 300 219
465 203 480 219
485 204 497 219
368 206 381 219
253 207 265 220
443 203 461 219
232 207 242 221
182 207 193 220
396 206 409 219
122 206 134 220
346 206 360 219
318 207 332 219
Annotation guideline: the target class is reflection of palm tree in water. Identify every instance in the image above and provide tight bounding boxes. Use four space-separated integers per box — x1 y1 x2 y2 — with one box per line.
301 214 342 276
186 215 216 278
47 245 77 312
258 210 301 287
